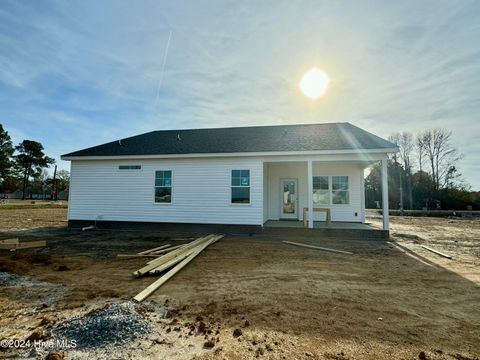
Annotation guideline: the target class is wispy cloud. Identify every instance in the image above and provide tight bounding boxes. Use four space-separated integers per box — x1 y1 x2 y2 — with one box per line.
0 0 479 188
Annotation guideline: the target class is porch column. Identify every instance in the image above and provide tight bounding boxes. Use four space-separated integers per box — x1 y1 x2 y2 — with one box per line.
381 157 389 231
307 160 313 229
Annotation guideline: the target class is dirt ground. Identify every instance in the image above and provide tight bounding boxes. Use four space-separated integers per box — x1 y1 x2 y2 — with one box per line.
0 208 479 360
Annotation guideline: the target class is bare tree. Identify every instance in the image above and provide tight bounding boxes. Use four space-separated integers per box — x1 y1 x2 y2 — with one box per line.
398 132 414 209
416 134 424 174
388 132 403 210
388 133 400 163
417 128 462 191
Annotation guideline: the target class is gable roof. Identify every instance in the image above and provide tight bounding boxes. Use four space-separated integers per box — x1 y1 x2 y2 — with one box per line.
61 122 397 158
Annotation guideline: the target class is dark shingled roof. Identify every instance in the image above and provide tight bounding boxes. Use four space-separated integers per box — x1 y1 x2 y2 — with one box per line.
62 122 397 158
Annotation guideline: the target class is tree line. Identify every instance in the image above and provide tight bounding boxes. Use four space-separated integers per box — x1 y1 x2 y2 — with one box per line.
0 123 69 200
365 128 479 210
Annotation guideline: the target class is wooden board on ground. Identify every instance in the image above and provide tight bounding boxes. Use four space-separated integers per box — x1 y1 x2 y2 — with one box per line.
134 234 223 302
0 240 46 251
117 254 173 259
283 240 353 255
137 244 171 255
421 245 453 259
132 234 217 277
0 238 19 244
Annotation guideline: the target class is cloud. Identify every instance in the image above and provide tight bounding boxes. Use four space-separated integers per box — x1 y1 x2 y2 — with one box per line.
0 0 479 188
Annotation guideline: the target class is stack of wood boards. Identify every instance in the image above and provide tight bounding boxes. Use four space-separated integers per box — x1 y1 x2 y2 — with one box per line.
0 238 46 251
131 234 223 302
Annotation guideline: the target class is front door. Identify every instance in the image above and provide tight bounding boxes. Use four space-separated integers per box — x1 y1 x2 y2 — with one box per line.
280 179 298 219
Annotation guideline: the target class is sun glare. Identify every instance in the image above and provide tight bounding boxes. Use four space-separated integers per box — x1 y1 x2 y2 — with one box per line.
299 67 330 99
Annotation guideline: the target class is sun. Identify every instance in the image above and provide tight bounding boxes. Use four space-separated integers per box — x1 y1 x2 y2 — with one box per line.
299 67 330 99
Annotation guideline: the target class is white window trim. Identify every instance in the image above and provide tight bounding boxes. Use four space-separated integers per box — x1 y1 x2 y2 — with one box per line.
313 175 330 206
153 169 174 205
312 175 350 206
230 168 251 206
331 175 350 206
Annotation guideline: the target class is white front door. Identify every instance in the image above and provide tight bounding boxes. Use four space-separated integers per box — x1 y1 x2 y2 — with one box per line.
280 179 298 219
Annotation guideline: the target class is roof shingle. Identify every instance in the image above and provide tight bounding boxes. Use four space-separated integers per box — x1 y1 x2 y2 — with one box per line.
62 122 397 158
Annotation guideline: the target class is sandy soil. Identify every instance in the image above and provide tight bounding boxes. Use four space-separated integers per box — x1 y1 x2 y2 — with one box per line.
0 208 479 360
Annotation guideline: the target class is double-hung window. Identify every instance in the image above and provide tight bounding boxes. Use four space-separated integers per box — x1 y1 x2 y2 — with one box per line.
155 170 172 203
313 176 329 205
332 176 349 204
231 170 250 204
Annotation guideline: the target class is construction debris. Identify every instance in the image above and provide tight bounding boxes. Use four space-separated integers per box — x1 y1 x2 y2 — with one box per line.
283 241 353 255
421 245 453 259
52 302 151 349
132 234 223 302
0 239 46 251
116 244 184 259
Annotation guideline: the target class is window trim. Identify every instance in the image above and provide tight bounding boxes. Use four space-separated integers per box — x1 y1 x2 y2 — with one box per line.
153 169 173 205
313 175 330 206
230 169 251 205
331 175 350 205
311 175 350 206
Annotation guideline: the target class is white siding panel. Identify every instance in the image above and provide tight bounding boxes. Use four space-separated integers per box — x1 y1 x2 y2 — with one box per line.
69 158 263 225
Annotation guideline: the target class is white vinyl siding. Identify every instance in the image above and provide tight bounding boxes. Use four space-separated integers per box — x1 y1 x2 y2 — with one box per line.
68 158 263 225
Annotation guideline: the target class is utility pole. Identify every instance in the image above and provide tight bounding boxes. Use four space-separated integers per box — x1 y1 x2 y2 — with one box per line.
52 165 57 201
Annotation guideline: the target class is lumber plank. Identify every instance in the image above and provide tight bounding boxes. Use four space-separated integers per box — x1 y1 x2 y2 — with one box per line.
134 235 223 302
283 241 353 255
148 245 183 255
0 238 19 244
1 240 46 250
117 254 171 259
148 234 223 271
137 244 171 255
148 249 196 274
389 242 436 268
14 240 47 249
420 245 453 259
132 234 216 277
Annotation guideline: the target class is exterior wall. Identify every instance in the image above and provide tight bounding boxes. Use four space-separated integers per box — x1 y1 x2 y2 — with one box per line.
68 158 263 225
266 162 364 223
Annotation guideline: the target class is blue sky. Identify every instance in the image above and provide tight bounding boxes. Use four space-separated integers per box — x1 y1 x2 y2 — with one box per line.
1 1 479 189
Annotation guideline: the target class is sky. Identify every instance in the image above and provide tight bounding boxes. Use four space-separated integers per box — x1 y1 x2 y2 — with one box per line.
0 0 479 189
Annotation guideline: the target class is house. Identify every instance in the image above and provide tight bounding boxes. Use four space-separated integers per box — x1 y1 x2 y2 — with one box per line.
61 122 397 233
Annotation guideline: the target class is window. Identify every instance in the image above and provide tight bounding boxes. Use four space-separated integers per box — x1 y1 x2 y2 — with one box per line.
313 176 329 205
231 170 250 204
155 170 172 203
332 176 349 204
119 165 141 170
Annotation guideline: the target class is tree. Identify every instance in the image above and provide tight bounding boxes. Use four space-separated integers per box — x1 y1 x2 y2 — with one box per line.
417 128 462 191
14 140 55 200
0 124 15 187
398 132 414 209
56 170 70 191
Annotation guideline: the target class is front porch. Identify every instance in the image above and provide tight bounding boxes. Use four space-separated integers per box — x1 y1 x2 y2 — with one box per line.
262 156 390 236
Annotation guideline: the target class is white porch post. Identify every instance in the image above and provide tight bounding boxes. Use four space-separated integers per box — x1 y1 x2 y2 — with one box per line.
381 157 389 231
307 160 313 229
360 169 366 223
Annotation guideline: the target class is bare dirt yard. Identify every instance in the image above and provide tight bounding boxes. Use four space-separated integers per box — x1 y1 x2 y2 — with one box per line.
0 207 479 360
